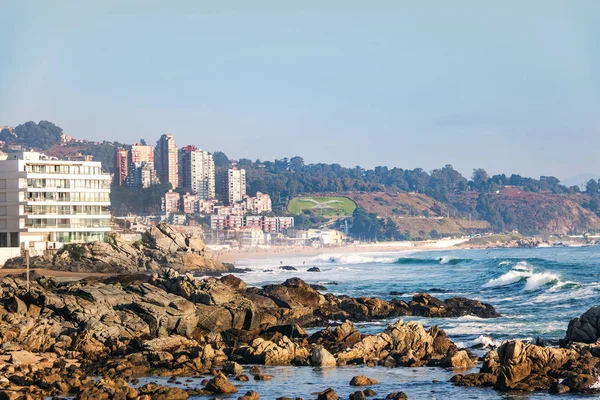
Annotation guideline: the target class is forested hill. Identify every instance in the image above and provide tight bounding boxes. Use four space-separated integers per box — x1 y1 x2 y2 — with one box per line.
221 155 600 235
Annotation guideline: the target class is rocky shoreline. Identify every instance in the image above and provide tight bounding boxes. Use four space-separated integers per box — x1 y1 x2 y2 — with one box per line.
0 252 598 398
0 266 501 399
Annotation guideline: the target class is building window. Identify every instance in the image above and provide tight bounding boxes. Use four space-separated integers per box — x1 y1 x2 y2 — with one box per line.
10 232 18 248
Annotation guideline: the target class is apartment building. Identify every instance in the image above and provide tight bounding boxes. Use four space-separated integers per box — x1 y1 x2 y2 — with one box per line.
210 215 294 233
163 190 181 213
0 151 111 249
126 162 159 188
114 148 129 186
242 192 272 214
155 134 178 189
130 143 154 164
179 145 215 199
181 192 198 214
225 168 246 205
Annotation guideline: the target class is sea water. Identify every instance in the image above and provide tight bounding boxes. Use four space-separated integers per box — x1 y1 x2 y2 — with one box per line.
140 246 600 399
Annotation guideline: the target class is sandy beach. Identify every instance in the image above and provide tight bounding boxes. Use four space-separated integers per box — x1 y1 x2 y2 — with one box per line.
209 238 469 263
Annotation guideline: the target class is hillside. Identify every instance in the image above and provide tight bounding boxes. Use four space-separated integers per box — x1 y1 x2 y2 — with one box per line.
347 192 489 238
449 187 600 235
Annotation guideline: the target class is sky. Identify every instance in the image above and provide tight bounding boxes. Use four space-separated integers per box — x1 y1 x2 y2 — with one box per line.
1 1 599 182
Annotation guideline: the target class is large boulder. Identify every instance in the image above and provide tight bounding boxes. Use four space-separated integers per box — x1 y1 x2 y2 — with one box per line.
235 335 310 365
311 346 337 367
565 306 600 344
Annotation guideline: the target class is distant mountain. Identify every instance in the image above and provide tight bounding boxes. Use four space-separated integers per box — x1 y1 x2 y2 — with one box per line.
562 173 600 188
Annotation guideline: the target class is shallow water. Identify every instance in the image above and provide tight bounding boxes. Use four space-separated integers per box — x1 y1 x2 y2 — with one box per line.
177 246 600 399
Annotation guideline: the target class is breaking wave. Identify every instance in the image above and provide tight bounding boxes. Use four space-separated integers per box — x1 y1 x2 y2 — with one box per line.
483 261 562 291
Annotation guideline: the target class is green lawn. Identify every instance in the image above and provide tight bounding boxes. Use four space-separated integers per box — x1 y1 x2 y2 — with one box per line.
288 196 356 216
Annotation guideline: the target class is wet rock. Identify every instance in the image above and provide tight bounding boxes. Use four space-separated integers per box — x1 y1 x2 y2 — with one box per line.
311 346 337 367
204 372 238 394
363 389 377 396
239 391 260 400
385 393 408 399
317 388 339 400
349 376 379 386
564 306 600 344
450 373 497 387
279 266 298 271
549 382 570 393
349 391 366 400
222 361 243 376
307 267 321 272
254 374 273 381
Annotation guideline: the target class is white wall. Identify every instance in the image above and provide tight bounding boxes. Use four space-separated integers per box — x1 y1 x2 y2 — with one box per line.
0 248 22 266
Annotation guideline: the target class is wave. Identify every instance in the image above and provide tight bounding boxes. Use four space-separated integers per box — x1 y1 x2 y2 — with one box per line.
316 254 398 264
396 257 468 265
466 335 502 349
483 261 563 291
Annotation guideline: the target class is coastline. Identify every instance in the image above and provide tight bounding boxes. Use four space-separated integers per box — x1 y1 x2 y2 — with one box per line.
210 238 470 263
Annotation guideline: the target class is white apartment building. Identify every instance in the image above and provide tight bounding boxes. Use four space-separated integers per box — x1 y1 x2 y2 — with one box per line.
0 152 112 250
179 146 215 199
226 168 246 204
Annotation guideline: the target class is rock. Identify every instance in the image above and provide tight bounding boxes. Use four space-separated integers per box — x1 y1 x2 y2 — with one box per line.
279 266 298 271
264 324 308 339
363 389 377 396
565 306 600 344
238 391 260 400
350 376 378 386
204 372 238 394
249 366 262 375
562 374 598 391
311 347 337 367
450 373 497 387
349 391 366 400
549 382 570 393
254 374 273 381
307 267 321 272
495 340 576 390
138 382 189 399
385 393 408 399
318 388 339 400
439 350 477 369
336 320 457 367
220 274 247 291
235 335 310 365
9 224 229 274
223 361 244 376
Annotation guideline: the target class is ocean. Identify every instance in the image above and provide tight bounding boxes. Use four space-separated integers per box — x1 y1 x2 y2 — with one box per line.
148 246 600 399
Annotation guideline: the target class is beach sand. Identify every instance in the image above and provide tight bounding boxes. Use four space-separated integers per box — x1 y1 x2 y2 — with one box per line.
210 238 469 263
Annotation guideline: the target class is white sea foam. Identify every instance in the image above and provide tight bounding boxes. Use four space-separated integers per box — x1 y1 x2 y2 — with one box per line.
439 256 452 264
483 269 530 288
466 335 502 349
483 262 562 291
524 272 560 291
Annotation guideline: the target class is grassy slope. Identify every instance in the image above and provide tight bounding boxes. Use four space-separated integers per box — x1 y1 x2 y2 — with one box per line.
288 196 357 216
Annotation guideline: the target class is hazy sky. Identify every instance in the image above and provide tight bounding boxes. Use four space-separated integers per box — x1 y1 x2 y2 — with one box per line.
1 1 599 181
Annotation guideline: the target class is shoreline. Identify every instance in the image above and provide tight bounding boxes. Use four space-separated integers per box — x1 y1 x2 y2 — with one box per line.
210 238 470 263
